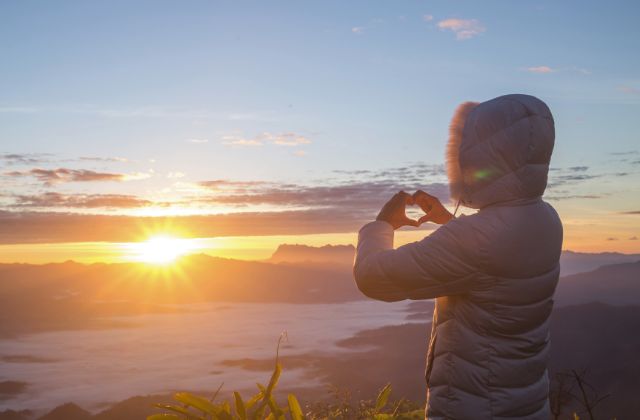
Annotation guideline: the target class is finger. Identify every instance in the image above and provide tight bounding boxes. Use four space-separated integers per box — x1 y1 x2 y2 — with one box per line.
396 191 413 205
413 190 435 206
402 217 419 227
413 189 435 199
418 214 432 225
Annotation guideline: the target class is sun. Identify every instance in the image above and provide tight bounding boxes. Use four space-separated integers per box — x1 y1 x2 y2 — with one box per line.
125 235 199 264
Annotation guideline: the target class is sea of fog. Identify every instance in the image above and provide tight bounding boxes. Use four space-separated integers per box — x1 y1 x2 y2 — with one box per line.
0 300 422 413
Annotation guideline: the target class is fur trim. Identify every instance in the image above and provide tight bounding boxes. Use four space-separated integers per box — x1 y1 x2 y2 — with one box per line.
446 101 479 203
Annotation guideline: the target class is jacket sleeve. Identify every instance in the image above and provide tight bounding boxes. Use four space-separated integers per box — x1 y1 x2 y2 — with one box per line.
353 218 482 302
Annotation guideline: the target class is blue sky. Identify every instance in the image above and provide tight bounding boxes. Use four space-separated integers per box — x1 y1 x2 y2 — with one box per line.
1 1 639 255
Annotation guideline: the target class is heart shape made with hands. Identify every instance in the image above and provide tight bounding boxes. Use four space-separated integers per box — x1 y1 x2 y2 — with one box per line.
377 190 452 229
404 194 434 226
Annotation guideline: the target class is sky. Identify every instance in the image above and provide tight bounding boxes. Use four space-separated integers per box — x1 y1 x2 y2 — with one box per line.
1 0 639 262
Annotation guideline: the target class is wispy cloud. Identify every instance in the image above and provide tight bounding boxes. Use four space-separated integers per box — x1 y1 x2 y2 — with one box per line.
351 26 365 35
196 163 448 212
437 18 485 40
186 138 209 144
618 86 640 95
11 192 152 209
78 156 129 163
0 105 276 122
268 132 311 146
0 163 452 243
0 153 54 165
423 15 434 22
547 166 599 189
523 66 591 75
221 132 311 148
221 136 264 147
525 66 555 74
4 168 150 185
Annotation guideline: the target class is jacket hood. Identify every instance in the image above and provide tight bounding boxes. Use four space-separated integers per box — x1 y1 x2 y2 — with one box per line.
446 94 555 209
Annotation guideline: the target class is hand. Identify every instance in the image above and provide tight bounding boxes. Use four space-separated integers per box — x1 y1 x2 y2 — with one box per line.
376 191 419 230
412 190 454 225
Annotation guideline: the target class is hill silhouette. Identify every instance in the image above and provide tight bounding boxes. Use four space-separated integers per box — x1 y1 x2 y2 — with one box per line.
559 250 640 276
267 244 640 276
554 261 640 306
268 244 355 267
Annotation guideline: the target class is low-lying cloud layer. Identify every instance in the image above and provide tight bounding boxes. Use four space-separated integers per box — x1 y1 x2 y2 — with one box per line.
5 168 148 185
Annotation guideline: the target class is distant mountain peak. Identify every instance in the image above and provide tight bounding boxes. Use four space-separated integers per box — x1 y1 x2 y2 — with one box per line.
269 243 355 265
38 403 91 420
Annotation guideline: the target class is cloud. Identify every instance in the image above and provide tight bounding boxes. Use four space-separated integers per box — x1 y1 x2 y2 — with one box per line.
437 18 485 40
293 150 307 157
522 66 591 75
198 180 270 190
0 104 276 123
0 153 54 165
4 168 149 185
610 150 639 156
221 136 264 147
221 132 311 148
545 194 601 201
351 26 365 35
423 15 434 22
11 192 152 209
187 138 209 144
630 236 638 241
567 166 589 172
547 166 600 190
196 166 450 213
526 66 555 74
618 86 640 95
268 132 311 147
620 210 640 215
0 162 452 242
78 156 129 163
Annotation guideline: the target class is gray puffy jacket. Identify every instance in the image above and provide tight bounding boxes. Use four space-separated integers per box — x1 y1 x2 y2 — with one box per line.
353 94 563 419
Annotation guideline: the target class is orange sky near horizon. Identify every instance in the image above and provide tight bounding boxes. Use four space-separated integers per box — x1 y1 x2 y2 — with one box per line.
1 220 638 265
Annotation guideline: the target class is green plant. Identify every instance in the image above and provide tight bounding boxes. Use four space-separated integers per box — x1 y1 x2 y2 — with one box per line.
148 334 423 420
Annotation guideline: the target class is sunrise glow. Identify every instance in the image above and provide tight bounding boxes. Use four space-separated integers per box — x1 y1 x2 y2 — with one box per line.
123 235 200 264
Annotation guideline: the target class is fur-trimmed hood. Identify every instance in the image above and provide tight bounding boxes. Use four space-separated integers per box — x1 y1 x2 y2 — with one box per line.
446 94 555 209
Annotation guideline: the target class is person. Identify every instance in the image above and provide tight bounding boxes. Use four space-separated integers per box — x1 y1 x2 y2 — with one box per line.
353 94 563 420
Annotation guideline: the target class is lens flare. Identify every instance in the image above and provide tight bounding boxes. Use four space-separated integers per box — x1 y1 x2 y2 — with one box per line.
124 235 199 264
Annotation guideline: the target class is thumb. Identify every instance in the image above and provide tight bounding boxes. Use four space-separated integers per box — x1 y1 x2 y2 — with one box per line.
403 217 420 227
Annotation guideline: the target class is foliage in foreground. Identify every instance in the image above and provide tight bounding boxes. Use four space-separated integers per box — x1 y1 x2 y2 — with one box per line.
148 335 615 420
147 334 422 420
147 362 422 420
